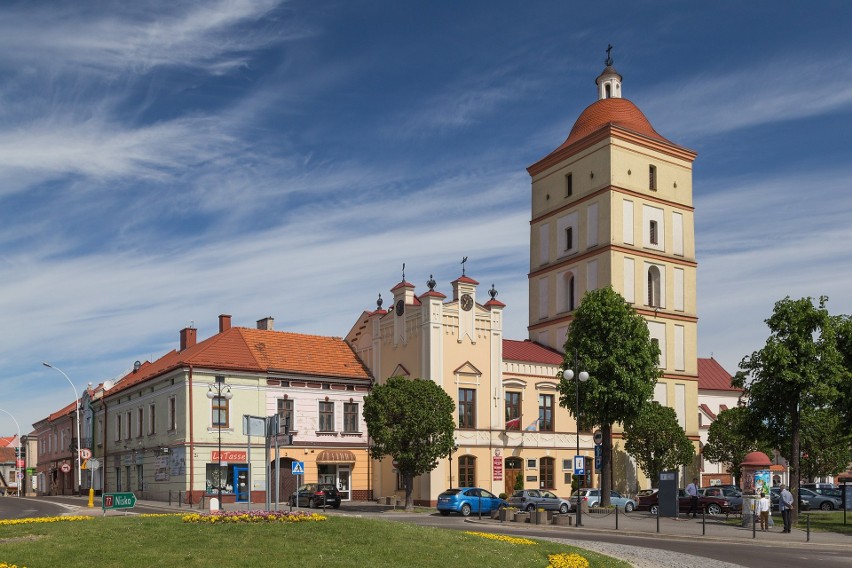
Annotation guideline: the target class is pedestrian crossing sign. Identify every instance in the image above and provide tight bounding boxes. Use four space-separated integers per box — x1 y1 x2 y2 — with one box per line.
291 461 305 475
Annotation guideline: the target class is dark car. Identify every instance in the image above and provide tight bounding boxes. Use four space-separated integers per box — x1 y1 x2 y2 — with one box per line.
437 487 507 517
508 489 572 513
700 486 743 512
637 488 730 515
290 483 341 509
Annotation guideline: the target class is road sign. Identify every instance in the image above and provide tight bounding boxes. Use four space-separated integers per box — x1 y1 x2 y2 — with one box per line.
291 461 305 475
102 492 137 510
594 445 602 469
80 448 92 460
60 463 71 473
88 458 101 470
573 455 585 476
81 459 88 470
593 429 603 446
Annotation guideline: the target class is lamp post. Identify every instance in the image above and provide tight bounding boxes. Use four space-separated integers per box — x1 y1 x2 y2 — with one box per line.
564 359 589 527
42 362 81 496
0 409 22 497
449 439 458 488
206 376 233 510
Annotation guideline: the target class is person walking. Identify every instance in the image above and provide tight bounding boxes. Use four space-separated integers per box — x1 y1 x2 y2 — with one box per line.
758 492 771 531
779 484 794 533
686 477 699 518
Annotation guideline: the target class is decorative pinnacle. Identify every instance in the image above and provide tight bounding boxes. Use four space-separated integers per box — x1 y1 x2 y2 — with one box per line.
376 293 383 310
605 44 614 67
427 274 436 291
489 284 498 300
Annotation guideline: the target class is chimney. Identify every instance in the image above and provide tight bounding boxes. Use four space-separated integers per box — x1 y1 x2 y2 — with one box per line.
180 327 197 351
219 314 232 333
256 317 274 331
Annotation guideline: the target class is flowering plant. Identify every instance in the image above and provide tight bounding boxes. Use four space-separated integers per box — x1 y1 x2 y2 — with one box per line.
0 515 91 526
464 531 536 546
547 552 590 568
182 510 327 524
0 563 27 568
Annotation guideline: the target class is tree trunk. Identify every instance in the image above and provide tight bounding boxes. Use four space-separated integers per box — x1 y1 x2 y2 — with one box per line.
404 474 414 511
790 400 800 526
601 423 612 507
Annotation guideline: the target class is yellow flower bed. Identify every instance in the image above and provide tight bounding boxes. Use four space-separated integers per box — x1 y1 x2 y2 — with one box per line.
182 511 327 524
0 563 28 568
0 515 92 526
547 552 590 568
464 531 537 545
137 513 183 518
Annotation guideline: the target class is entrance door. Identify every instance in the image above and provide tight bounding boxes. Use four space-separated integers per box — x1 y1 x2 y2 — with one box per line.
505 457 523 495
234 467 249 502
277 458 297 505
337 466 350 501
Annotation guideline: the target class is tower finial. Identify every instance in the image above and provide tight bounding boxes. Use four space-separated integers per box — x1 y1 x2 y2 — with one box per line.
401 262 405 282
461 256 468 276
605 44 613 67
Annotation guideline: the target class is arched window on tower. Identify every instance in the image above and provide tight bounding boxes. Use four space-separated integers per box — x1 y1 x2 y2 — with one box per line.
647 265 662 307
560 272 576 313
605 83 611 99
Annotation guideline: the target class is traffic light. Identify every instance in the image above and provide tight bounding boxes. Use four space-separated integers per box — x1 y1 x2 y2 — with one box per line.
15 446 25 459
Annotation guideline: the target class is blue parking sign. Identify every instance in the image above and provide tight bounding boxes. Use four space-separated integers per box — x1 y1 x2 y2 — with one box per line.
594 445 602 469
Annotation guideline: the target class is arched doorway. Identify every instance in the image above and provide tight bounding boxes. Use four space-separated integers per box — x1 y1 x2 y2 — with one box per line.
505 457 523 495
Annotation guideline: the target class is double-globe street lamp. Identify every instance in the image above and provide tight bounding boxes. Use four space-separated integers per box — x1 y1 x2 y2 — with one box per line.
563 361 589 528
206 375 233 510
0 408 22 496
42 362 82 496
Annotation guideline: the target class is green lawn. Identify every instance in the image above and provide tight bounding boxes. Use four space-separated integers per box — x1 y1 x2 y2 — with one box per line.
796 511 852 535
0 514 630 568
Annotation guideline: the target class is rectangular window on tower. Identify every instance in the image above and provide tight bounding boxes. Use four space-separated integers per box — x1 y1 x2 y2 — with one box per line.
649 220 658 245
649 164 657 191
458 388 476 429
565 173 573 197
565 227 573 251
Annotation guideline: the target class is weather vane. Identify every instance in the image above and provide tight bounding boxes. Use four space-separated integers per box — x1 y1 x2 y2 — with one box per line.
605 44 614 66
402 263 405 281
461 256 468 276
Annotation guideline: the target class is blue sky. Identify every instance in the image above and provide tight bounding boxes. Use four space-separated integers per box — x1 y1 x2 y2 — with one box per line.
1 1 851 433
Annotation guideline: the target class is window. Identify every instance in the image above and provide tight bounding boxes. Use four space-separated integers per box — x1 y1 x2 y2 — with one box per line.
565 227 573 251
136 464 144 491
458 388 476 429
277 398 294 432
319 401 334 431
649 164 657 191
168 397 177 431
115 415 121 441
565 173 573 197
505 391 521 430
137 408 143 438
344 402 359 433
538 394 554 432
568 274 575 311
647 265 662 307
458 455 476 488
540 457 555 489
148 405 156 435
125 412 131 440
212 395 229 428
649 220 658 245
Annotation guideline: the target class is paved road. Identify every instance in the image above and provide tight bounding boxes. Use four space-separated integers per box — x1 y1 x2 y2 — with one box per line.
0 496 67 520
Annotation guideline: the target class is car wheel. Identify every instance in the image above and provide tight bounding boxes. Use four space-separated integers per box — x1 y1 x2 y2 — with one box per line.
439 510 450 516
625 502 635 513
650 505 659 516
820 501 833 511
460 503 472 517
559 503 569 514
526 504 536 513
308 498 316 509
706 503 721 515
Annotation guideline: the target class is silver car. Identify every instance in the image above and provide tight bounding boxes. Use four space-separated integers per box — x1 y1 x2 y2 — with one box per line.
507 489 572 513
570 487 637 512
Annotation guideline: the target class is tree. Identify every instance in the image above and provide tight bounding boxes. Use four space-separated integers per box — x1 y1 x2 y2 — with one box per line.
800 407 852 482
558 286 660 506
733 296 844 525
623 402 694 488
362 376 456 511
834 315 852 427
703 406 773 485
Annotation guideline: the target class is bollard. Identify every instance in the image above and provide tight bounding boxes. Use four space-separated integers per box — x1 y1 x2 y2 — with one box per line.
702 509 706 536
615 505 619 531
656 507 660 533
178 491 182 508
168 490 172 506
806 513 810 542
752 509 756 539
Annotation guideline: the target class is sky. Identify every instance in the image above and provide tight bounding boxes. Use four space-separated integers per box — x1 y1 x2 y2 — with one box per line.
1 1 850 434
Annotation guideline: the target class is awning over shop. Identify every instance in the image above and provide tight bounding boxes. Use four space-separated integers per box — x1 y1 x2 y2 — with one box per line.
316 450 356 464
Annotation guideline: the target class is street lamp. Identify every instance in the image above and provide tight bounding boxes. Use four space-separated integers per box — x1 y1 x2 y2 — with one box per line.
448 439 458 488
42 362 81 496
0 408 22 497
564 360 589 527
206 376 233 510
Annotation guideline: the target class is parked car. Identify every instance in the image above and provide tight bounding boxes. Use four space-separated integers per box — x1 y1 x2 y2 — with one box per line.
636 488 731 515
508 489 572 513
569 488 637 512
769 487 810 511
799 487 842 510
699 486 743 512
290 483 341 509
437 487 507 517
801 483 837 491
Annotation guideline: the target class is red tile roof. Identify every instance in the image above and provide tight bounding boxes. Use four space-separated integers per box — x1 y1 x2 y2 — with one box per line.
48 400 79 422
0 436 15 448
560 98 670 150
453 275 480 286
697 358 741 392
699 403 717 421
390 280 415 292
0 447 15 463
105 327 371 399
503 339 563 365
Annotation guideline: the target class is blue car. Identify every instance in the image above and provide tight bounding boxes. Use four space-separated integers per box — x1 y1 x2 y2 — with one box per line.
437 487 507 517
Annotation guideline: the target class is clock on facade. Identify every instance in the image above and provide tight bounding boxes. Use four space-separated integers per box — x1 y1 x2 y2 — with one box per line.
396 299 405 316
460 293 473 311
